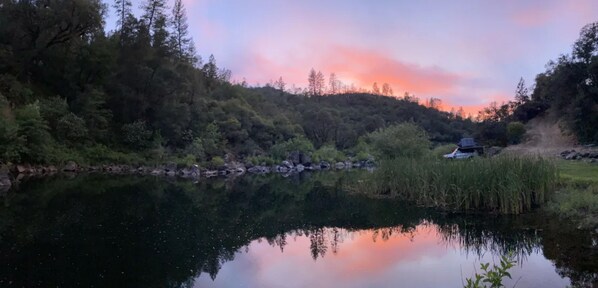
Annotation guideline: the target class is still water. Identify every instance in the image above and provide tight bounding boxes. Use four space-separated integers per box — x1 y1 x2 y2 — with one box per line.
0 172 596 287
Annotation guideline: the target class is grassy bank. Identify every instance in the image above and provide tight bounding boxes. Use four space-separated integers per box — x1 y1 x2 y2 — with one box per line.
546 160 598 228
352 157 558 214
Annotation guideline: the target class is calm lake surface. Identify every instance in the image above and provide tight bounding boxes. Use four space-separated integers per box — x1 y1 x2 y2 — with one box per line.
1 172 596 287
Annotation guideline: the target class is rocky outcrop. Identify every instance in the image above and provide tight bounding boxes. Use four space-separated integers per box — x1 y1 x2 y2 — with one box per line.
560 149 598 162
63 161 78 172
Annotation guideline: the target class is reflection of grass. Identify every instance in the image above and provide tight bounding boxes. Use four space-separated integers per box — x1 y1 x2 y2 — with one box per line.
548 160 598 228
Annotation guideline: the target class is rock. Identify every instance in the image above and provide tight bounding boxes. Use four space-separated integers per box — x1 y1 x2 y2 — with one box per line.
320 161 331 169
295 164 305 172
275 165 289 173
0 173 11 187
205 170 218 177
150 169 163 176
63 161 78 172
352 162 362 168
281 160 294 169
565 152 580 160
165 170 176 177
335 162 346 169
16 164 32 174
165 162 177 172
47 165 58 172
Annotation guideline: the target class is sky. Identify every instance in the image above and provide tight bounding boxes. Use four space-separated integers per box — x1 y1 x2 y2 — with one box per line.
108 0 598 114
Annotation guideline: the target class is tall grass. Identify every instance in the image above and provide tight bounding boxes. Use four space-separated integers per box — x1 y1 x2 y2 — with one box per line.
355 157 558 214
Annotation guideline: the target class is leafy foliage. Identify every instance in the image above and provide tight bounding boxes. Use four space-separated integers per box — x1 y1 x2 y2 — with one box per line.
364 123 431 159
464 254 517 288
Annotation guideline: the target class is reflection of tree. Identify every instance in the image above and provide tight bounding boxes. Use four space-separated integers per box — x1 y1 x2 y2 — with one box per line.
309 228 328 260
0 174 596 287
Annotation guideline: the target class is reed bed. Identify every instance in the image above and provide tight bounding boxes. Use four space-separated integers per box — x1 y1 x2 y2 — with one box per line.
356 157 558 214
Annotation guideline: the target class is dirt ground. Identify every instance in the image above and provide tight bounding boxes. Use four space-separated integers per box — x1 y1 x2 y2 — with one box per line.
503 116 579 158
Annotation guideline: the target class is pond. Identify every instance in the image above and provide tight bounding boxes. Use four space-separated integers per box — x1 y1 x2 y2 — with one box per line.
0 172 596 287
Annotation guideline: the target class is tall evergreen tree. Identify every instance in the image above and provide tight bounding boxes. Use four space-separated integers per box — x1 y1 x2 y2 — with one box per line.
113 0 133 31
171 0 196 63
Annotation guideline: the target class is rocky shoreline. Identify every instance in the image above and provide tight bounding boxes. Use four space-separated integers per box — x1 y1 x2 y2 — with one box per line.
560 149 598 162
0 158 376 191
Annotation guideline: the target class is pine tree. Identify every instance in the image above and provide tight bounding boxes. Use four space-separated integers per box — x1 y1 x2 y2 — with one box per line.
141 0 167 33
515 77 529 104
114 0 132 31
171 0 196 63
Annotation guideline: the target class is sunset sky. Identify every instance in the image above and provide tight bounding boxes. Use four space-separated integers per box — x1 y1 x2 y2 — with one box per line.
111 0 598 114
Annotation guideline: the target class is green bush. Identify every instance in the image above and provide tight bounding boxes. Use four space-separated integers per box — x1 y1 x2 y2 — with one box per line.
122 120 153 149
246 155 275 166
15 102 52 163
507 122 526 144
56 113 88 145
209 156 225 169
312 145 345 163
365 123 431 159
270 136 314 160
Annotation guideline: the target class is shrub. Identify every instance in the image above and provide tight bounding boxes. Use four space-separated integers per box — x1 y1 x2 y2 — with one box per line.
365 123 431 159
122 120 152 149
56 113 88 145
312 145 345 163
209 156 225 168
507 122 526 144
15 102 52 163
270 136 315 160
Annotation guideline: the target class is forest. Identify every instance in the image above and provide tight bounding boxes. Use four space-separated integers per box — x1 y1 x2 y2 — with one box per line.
0 0 477 166
0 0 596 166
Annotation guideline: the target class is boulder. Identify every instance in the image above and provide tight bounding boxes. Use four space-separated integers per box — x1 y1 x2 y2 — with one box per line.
295 164 305 172
281 160 294 169
63 161 78 172
275 165 289 173
47 165 58 172
320 161 331 169
165 170 176 177
0 173 11 187
150 169 163 176
335 162 346 169
204 170 218 177
565 152 579 160
16 164 32 174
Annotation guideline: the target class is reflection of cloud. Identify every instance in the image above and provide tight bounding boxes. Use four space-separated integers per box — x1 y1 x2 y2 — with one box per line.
193 224 571 288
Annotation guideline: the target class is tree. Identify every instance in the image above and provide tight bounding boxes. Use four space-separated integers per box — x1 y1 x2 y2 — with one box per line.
426 97 442 110
274 77 286 92
515 77 529 104
329 73 340 94
372 82 380 95
171 0 196 63
573 22 598 64
381 83 392 96
140 0 167 34
114 0 133 31
315 71 325 96
308 69 317 96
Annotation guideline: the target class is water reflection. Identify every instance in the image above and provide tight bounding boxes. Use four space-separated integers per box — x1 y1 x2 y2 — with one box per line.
0 172 596 287
194 225 566 288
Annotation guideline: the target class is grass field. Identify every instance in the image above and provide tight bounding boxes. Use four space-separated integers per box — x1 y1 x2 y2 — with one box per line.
548 160 598 228
556 160 598 185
